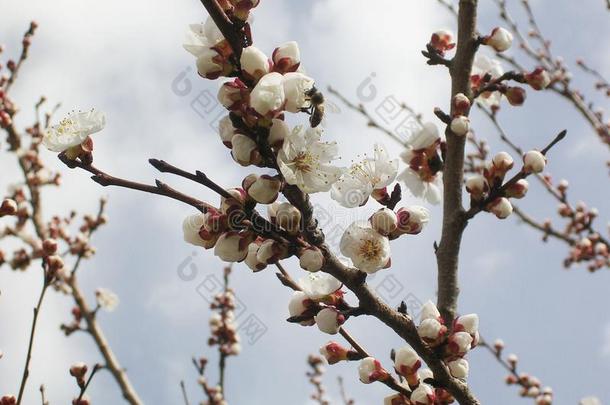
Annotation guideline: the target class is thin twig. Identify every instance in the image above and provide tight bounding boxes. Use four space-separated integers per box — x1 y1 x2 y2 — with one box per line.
76 364 102 401
16 266 50 405
180 381 191 405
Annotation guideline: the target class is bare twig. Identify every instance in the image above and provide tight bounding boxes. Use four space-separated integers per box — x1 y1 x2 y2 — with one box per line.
76 364 102 402
16 266 50 405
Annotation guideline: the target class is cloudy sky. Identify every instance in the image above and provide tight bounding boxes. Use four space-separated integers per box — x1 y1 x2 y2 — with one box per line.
1 0 609 404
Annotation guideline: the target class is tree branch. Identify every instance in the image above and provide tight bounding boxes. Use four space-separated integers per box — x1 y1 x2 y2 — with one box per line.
435 0 479 325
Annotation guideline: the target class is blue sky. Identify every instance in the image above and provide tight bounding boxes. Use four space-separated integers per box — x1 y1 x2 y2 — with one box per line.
1 1 609 404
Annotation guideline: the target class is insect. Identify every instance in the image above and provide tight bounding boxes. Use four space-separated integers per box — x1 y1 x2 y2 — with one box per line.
302 86 339 128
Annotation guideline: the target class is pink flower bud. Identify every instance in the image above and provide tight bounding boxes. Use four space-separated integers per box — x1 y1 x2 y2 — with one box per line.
275 202 302 234
523 150 546 173
465 175 489 199
447 358 469 379
453 93 471 115
214 232 250 262
489 197 513 219
484 27 513 52
243 174 282 204
358 357 389 384
394 345 421 378
240 46 270 82
493 339 505 352
447 331 473 356
231 134 260 166
525 68 551 90
314 307 344 335
450 116 470 136
418 318 446 343
288 291 314 326
429 30 455 55
492 151 514 172
183 214 218 249
244 242 266 272
272 41 300 73
506 86 527 106
454 313 479 335
69 362 88 379
256 239 287 264
218 116 236 148
196 48 223 79
42 239 59 256
0 396 17 405
268 118 288 148
506 178 529 199
319 341 350 364
299 247 324 272
411 383 436 405
507 353 518 367
220 188 246 214
0 199 17 217
420 300 441 321
250 72 286 117
394 206 430 236
218 78 247 110
370 208 398 236
0 111 12 128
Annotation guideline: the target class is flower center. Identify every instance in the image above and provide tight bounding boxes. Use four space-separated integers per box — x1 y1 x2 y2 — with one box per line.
293 152 316 172
359 239 382 260
57 118 75 135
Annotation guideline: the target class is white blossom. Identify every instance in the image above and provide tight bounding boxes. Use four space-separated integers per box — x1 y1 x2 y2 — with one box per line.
485 27 513 52
282 72 315 113
450 116 470 136
448 331 473 355
394 345 421 376
471 54 504 108
299 247 324 272
273 41 300 72
196 48 222 78
411 383 435 404
331 144 398 208
288 291 313 325
358 357 387 384
489 197 513 219
418 318 444 341
455 313 479 335
250 72 285 116
448 358 469 379
231 134 259 166
298 272 341 300
340 221 391 274
369 208 398 236
268 118 289 148
240 46 270 81
43 110 106 152
95 288 119 312
214 232 249 262
420 300 441 321
277 126 343 193
218 116 235 148
182 19 224 57
523 150 546 173
244 242 266 272
314 307 343 334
